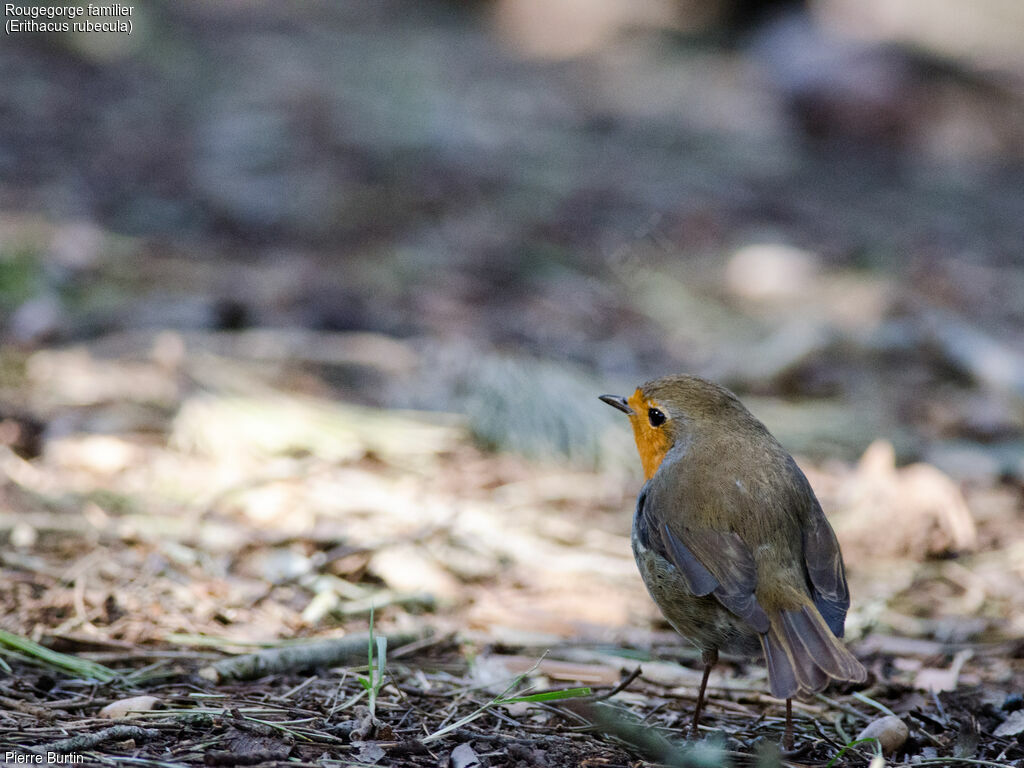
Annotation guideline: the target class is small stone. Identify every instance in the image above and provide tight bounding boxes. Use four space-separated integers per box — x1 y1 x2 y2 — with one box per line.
725 243 819 301
856 715 909 755
99 695 160 719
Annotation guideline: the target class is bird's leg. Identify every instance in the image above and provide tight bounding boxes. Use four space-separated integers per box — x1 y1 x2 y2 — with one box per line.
690 648 717 740
783 698 794 751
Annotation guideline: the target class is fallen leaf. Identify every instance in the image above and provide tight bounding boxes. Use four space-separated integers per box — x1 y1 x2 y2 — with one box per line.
914 649 973 692
994 710 1024 738
355 742 386 764
450 743 481 768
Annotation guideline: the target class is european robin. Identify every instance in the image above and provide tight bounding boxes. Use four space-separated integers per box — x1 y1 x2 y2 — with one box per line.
600 375 866 748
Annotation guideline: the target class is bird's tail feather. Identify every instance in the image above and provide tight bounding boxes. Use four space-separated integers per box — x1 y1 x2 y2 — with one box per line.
759 605 866 700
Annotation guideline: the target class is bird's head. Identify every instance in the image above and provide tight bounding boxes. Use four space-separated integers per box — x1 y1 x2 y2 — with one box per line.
600 374 747 479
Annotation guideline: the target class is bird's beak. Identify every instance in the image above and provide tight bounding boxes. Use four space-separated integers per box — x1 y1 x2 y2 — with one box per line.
599 394 634 415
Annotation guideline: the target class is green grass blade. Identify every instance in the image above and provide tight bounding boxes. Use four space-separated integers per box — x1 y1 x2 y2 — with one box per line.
500 687 592 704
826 737 881 768
0 628 117 682
375 636 387 686
367 604 375 677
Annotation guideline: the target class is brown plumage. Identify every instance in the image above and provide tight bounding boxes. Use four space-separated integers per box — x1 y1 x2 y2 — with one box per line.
600 375 865 747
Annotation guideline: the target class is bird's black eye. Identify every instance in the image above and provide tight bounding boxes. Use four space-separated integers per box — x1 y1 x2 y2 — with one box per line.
647 407 666 427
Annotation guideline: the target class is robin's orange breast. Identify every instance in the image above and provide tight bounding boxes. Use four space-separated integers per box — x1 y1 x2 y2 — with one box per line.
626 388 672 480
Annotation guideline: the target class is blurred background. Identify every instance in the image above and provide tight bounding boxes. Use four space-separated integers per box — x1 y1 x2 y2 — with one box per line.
1 0 1024 751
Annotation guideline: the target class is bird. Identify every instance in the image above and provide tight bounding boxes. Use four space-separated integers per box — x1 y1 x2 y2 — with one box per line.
600 375 866 749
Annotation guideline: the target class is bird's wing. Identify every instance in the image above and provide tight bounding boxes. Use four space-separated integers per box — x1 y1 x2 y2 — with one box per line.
801 495 850 638
639 476 770 633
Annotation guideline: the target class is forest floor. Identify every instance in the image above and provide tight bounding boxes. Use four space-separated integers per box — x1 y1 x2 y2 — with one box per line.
0 337 1022 767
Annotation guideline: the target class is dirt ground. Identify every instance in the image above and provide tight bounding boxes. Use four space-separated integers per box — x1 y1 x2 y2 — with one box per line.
0 339 1022 765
